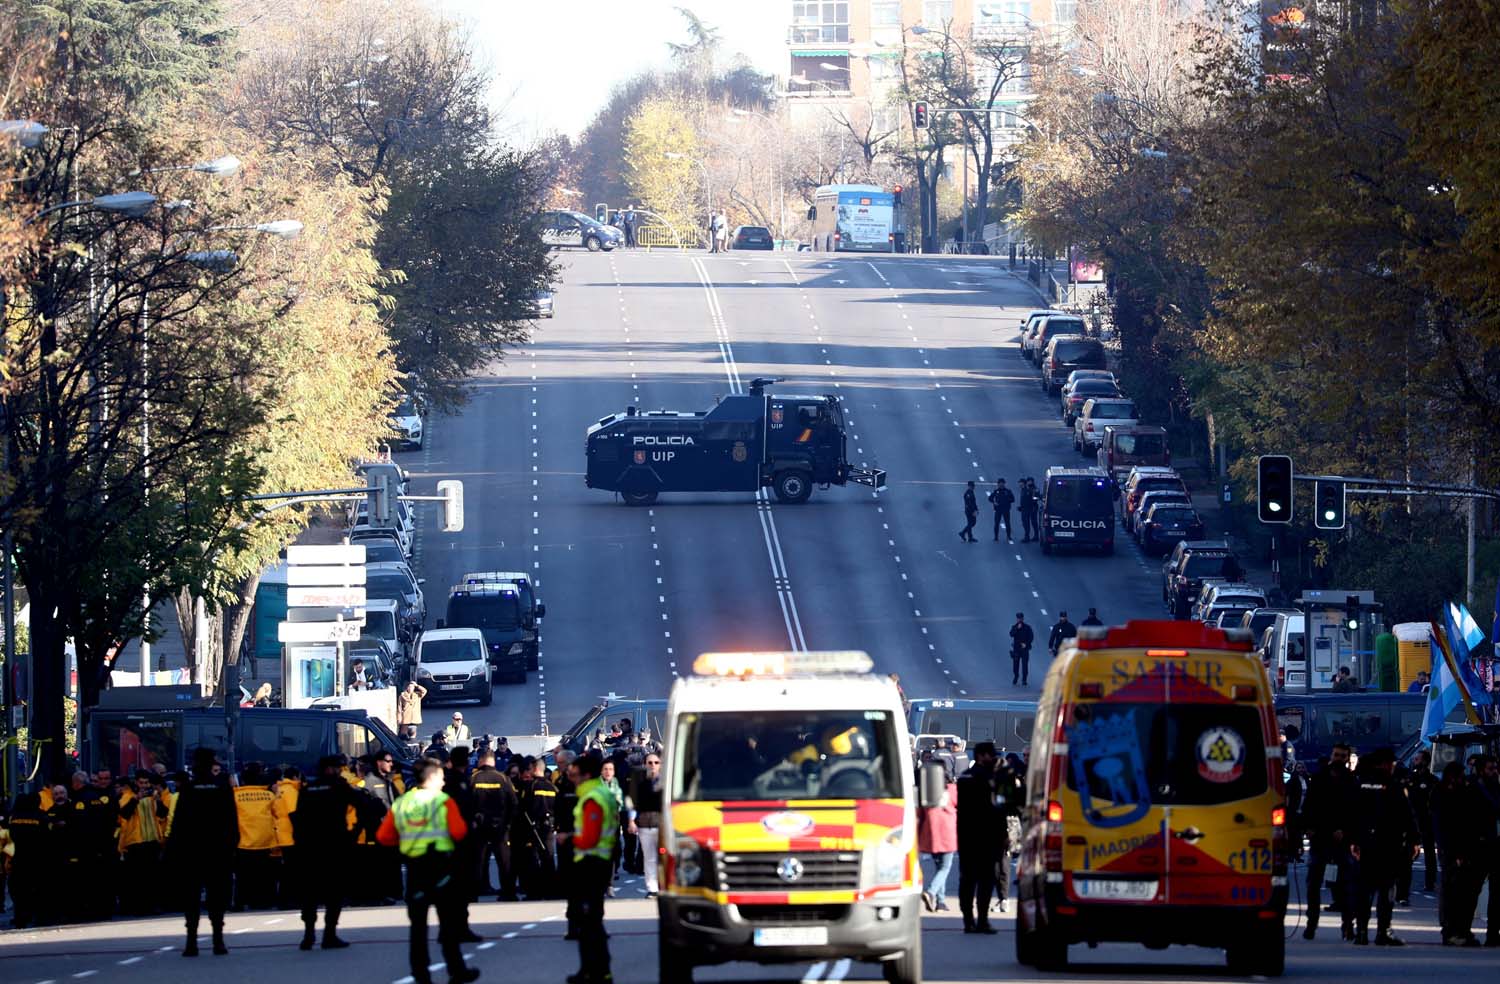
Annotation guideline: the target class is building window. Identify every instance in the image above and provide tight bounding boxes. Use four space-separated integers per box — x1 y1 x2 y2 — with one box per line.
975 1 1032 27
871 0 901 26
923 1 954 26
790 1 850 44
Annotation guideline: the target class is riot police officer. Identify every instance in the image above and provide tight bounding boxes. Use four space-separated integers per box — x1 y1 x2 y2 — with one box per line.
170 748 239 956
290 755 365 949
514 755 558 900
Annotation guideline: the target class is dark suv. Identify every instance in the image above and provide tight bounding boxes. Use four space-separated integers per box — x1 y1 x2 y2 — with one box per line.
1040 335 1107 395
1161 540 1236 619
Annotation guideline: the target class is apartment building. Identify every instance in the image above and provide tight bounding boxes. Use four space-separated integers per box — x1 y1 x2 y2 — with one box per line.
785 1 1076 140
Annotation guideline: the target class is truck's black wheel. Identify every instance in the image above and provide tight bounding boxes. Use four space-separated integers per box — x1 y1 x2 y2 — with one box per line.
623 489 658 506
658 934 693 984
773 471 812 503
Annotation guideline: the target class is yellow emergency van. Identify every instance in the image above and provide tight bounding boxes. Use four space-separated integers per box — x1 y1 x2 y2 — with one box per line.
657 651 928 984
1015 620 1287 975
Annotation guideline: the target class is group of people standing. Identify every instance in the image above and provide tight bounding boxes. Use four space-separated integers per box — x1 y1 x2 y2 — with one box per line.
916 740 1026 934
1295 743 1500 947
706 210 729 253
960 477 1043 544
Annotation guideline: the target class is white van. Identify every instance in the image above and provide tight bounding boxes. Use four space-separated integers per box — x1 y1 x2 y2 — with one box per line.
1263 612 1307 692
414 627 492 706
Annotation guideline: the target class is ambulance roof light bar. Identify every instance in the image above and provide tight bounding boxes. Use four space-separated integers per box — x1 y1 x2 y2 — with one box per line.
692 650 875 678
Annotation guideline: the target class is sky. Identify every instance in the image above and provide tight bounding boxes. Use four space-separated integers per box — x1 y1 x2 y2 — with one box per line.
441 0 788 142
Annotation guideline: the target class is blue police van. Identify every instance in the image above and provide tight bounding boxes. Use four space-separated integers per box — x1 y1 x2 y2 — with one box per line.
1039 466 1116 555
1273 692 1428 763
906 697 1039 755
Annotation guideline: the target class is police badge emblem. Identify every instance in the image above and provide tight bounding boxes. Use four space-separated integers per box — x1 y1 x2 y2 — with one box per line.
770 406 784 426
732 441 747 462
633 450 646 464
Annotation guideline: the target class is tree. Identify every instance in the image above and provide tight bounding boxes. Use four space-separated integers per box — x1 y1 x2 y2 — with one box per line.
624 96 702 237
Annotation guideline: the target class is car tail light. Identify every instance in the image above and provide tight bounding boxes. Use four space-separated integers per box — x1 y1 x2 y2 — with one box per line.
1047 800 1064 823
1271 808 1285 827
1277 665 1286 689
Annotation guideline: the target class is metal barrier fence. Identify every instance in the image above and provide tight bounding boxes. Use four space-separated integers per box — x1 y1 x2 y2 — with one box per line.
637 225 694 250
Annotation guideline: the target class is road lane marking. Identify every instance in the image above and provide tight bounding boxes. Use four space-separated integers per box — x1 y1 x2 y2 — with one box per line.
117 958 143 966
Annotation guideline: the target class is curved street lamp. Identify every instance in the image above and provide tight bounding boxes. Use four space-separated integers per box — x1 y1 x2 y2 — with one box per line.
0 120 48 148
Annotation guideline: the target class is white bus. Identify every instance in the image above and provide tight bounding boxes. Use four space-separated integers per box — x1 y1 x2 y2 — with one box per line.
807 184 897 253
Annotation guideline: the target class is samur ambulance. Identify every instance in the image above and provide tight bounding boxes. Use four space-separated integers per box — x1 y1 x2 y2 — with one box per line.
656 651 928 984
1015 620 1288 976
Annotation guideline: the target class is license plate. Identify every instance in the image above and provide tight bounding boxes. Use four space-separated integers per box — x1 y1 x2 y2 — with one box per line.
1074 878 1157 901
1053 530 1075 538
753 927 828 947
440 684 464 691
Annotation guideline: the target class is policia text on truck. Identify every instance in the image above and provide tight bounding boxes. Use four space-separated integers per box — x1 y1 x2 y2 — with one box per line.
585 378 886 505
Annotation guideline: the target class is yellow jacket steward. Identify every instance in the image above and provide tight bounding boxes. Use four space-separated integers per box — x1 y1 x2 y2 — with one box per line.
234 784 277 851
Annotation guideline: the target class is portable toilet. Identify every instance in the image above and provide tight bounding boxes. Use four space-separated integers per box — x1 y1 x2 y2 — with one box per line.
1393 622 1433 691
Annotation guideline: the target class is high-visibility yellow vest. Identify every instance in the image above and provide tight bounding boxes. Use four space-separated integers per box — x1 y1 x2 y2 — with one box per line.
391 787 456 858
573 778 618 862
234 784 277 851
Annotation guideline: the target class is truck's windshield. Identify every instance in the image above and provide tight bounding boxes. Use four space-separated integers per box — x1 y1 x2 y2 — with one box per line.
447 594 521 631
672 709 903 801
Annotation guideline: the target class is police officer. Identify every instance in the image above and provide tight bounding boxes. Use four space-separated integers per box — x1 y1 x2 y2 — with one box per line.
170 748 239 956
514 755 558 900
1349 747 1417 945
444 747 483 941
988 479 1015 543
1047 611 1078 658
959 480 978 543
1302 744 1358 939
1398 749 1437 902
558 750 616 984
290 755 364 950
6 792 51 927
68 771 112 919
955 741 1002 934
1008 613 1034 687
471 748 518 900
376 759 480 984
1080 608 1103 627
1472 754 1500 946
554 750 580 932
1018 478 1039 542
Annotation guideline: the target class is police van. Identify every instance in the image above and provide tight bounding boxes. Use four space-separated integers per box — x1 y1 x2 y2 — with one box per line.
1039 466 1116 555
657 651 930 984
1015 620 1286 975
438 582 529 683
461 571 545 671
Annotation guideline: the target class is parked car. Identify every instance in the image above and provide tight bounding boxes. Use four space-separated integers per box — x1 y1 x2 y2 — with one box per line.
1018 310 1058 357
533 289 555 318
1193 581 1269 625
1074 397 1140 453
1121 466 1187 533
1040 335 1108 395
1160 539 1236 616
1136 501 1205 554
366 561 426 625
1060 376 1120 425
730 225 773 250
1024 314 1088 363
539 209 621 251
1096 425 1171 482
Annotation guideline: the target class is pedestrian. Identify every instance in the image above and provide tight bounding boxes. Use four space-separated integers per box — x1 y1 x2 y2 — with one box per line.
1301 744 1358 940
994 753 1026 908
350 659 369 691
117 770 170 915
1471 754 1500 946
1008 613 1034 686
1349 746 1417 945
170 748 239 956
1398 749 1438 903
290 755 365 950
1285 761 1309 862
554 750 581 932
270 766 302 909
713 211 728 254
1331 666 1358 693
444 712 471 747
955 741 1002 934
917 765 957 913
376 758 481 984
516 754 559 901
398 680 427 733
1432 761 1481 945
1018 478 1039 542
67 770 114 920
1407 670 1430 693
558 750 616 984
623 206 637 248
1080 608 1103 627
365 751 407 902
599 760 626 889
959 480 978 543
988 479 1015 542
232 763 278 911
6 792 50 927
625 750 664 897
471 747 518 901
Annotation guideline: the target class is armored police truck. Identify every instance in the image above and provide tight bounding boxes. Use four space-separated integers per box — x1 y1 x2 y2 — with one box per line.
585 378 886 505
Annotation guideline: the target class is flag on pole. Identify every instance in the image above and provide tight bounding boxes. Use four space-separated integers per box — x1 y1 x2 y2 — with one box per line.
1423 623 1465 739
1446 603 1491 708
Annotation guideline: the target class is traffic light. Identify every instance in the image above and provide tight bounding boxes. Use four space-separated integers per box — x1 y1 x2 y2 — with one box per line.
1314 479 1346 530
1345 594 1361 632
893 184 902 205
1256 454 1293 524
369 472 391 524
913 101 929 129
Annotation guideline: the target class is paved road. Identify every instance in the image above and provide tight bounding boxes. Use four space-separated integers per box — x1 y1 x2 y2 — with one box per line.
1 870 1490 983
398 249 1163 743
